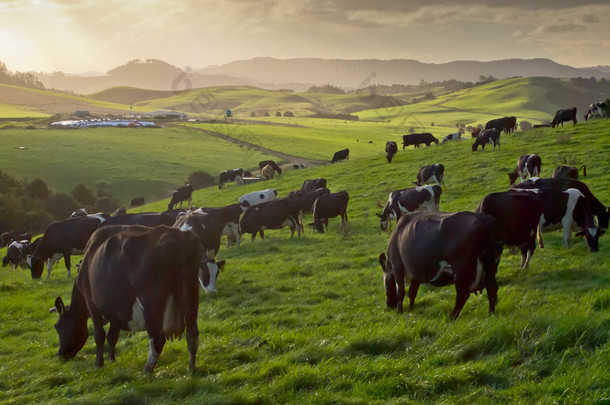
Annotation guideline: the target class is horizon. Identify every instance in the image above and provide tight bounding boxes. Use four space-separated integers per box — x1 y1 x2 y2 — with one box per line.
1 1 609 74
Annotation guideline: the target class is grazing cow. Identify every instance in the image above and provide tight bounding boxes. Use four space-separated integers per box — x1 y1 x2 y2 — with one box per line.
50 225 203 373
472 128 501 151
512 177 609 230
28 214 109 279
261 164 275 180
309 191 349 234
168 184 193 210
385 141 398 163
99 212 175 228
414 164 445 186
286 187 331 225
552 164 586 179
2 240 32 269
130 197 145 207
301 178 327 193
584 102 606 121
377 185 442 231
509 188 601 252
508 154 542 185
331 148 350 163
551 107 577 128
0 229 27 247
402 133 438 149
293 163 306 169
218 169 244 189
239 188 278 211
476 191 543 268
197 204 243 248
239 198 302 240
258 160 282 175
379 211 501 319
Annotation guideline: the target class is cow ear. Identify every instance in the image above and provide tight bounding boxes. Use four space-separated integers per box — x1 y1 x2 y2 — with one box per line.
53 296 66 315
216 259 226 271
379 253 387 271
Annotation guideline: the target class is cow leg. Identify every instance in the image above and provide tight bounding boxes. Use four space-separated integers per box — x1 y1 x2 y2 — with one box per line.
259 230 265 240
88 305 107 367
184 292 199 372
537 217 545 249
394 266 406 314
144 335 165 373
562 216 573 249
407 281 420 312
451 273 471 320
63 253 72 277
107 322 120 362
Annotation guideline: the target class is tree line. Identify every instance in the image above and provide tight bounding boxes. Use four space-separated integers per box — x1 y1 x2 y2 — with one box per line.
0 62 44 89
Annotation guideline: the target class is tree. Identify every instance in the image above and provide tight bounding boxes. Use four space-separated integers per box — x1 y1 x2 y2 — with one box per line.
25 178 51 201
283 111 294 117
71 183 96 206
275 111 282 117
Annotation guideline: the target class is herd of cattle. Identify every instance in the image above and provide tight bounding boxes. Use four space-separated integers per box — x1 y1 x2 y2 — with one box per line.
1 107 608 373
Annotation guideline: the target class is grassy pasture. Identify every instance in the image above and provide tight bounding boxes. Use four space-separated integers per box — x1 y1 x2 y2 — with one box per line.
0 119 609 403
0 126 276 204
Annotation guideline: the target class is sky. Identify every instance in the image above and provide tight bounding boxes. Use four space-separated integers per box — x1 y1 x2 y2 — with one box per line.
1 0 609 74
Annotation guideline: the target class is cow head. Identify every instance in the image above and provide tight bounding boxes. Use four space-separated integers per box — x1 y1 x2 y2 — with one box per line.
378 253 397 309
198 257 226 293
28 255 44 279
1 256 8 267
507 171 519 185
308 219 326 234
50 296 88 360
471 142 479 152
376 213 390 231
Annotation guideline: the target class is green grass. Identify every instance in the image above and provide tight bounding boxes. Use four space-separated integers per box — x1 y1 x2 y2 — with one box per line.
1 118 609 403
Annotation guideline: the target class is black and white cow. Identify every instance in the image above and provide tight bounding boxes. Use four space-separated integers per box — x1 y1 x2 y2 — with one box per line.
258 160 282 175
239 188 278 211
2 240 32 269
50 225 203 373
413 164 445 186
472 128 501 151
512 177 610 230
309 191 349 234
551 107 577 128
168 184 193 210
218 169 244 189
379 211 502 319
584 102 607 121
239 198 302 240
385 141 398 163
552 165 586 179
301 178 327 193
402 133 438 149
442 131 463 142
196 204 243 248
377 185 442 231
293 163 306 170
476 191 544 269
28 214 109 279
331 149 350 163
0 229 27 247
508 154 542 185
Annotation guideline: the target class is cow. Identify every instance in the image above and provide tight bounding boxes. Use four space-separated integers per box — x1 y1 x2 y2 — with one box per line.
218 169 244 189
239 188 278 211
508 154 542 185
485 117 514 134
476 191 544 269
377 185 442 231
258 160 282 175
1 229 27 247
197 204 243 248
286 187 331 225
470 127 482 138
385 141 398 163
130 197 145 207
379 211 502 319
507 116 517 133
261 164 275 180
99 212 175 228
509 188 601 252
512 177 610 230
168 184 193 210
331 148 350 163
301 178 327 193
28 214 109 279
309 191 349 234
0 231 31 247
239 198 302 241
584 102 607 121
414 164 445 186
402 133 438 149
472 128 501 151
2 240 32 269
442 131 463 142
552 164 586 179
293 163 306 169
551 107 577 128
50 225 203 373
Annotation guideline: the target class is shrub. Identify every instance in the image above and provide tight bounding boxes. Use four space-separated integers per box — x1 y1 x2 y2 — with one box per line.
520 121 533 131
284 111 294 117
275 111 282 117
250 112 256 117
188 171 216 189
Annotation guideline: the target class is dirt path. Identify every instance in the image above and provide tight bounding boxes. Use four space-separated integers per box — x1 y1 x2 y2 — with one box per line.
188 126 330 171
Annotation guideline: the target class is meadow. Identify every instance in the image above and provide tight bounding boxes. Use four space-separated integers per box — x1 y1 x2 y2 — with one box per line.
0 116 609 404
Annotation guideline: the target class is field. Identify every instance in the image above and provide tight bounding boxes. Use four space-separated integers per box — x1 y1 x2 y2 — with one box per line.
0 114 609 403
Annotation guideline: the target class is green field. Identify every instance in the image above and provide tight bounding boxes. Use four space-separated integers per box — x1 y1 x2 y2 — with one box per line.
0 116 609 403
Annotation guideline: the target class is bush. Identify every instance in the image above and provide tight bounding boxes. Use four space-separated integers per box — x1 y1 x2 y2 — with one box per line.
188 171 216 189
275 111 282 117
250 112 256 117
283 111 294 117
520 121 533 131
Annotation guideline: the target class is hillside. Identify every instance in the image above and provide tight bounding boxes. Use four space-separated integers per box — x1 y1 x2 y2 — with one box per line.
0 118 609 403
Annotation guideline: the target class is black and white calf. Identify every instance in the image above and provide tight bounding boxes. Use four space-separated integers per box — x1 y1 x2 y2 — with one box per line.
379 211 501 319
2 240 32 269
239 188 278 211
413 164 445 186
218 169 244 189
377 185 442 231
508 154 541 185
